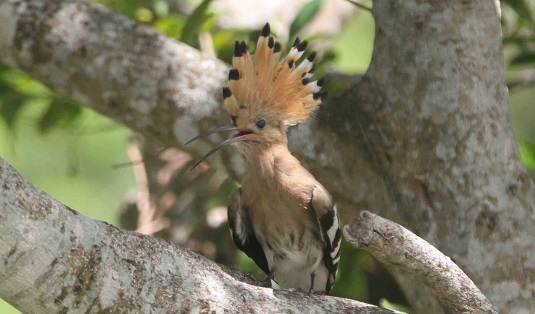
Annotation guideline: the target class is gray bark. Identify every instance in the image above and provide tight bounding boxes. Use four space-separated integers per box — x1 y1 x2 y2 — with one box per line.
0 0 533 313
0 157 398 313
344 211 496 314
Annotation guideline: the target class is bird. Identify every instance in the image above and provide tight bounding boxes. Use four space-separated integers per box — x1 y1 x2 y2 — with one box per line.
186 23 341 294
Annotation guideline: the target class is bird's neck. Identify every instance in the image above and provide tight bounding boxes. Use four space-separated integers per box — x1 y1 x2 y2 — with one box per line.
241 142 315 209
243 143 298 179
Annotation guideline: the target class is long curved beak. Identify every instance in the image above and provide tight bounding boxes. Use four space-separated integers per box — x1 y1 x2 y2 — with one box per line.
184 124 237 145
185 124 253 169
189 135 249 169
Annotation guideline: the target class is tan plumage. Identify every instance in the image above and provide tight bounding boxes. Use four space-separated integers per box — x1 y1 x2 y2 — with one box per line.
225 29 324 127
187 23 339 293
236 143 339 292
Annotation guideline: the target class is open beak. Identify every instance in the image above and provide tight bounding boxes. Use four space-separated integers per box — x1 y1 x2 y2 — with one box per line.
185 124 253 169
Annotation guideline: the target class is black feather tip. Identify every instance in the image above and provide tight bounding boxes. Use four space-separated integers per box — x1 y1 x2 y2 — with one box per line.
240 41 248 53
261 23 270 37
223 87 232 99
297 40 308 52
293 36 301 48
313 91 328 101
234 41 242 57
274 42 282 53
287 60 294 68
229 69 240 80
268 36 274 48
307 51 317 62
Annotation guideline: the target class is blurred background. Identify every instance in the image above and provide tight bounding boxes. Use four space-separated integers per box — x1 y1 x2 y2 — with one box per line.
0 0 534 313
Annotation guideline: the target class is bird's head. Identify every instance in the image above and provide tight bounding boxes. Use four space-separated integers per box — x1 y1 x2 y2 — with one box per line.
187 23 326 168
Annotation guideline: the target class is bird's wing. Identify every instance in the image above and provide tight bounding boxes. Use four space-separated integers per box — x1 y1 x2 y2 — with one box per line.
227 187 270 275
310 185 342 293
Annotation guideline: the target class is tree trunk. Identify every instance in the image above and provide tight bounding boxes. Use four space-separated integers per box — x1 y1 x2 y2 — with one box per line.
342 2 535 312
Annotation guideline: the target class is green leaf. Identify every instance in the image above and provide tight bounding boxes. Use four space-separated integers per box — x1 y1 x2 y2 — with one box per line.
0 98 24 130
154 15 185 39
38 98 82 134
504 0 535 23
289 0 324 39
520 141 535 170
180 0 214 47
1 70 50 97
212 29 249 63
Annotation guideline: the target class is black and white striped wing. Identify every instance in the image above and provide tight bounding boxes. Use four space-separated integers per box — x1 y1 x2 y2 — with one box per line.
227 188 270 275
310 186 342 293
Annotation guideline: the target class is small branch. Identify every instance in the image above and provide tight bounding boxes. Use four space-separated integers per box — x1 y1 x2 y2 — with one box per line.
345 0 372 12
343 211 496 314
127 140 169 235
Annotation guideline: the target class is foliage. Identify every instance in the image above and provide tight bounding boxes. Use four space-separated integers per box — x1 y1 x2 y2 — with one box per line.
501 0 535 173
289 0 324 39
0 65 84 135
502 0 535 65
180 0 214 46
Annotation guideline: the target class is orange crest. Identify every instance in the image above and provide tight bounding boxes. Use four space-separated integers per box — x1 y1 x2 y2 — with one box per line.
223 23 326 126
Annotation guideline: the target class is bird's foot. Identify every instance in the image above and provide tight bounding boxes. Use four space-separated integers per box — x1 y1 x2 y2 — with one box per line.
258 278 273 288
308 288 326 296
256 270 275 288
243 272 272 288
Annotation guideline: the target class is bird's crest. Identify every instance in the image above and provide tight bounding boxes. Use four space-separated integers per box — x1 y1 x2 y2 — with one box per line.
223 23 326 126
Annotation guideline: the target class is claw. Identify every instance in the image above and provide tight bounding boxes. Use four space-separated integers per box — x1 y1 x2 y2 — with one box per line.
309 272 316 296
258 270 275 288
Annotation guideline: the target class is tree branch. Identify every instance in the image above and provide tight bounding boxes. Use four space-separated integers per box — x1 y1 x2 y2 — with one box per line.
0 0 230 163
1 0 534 312
0 156 398 313
343 211 496 314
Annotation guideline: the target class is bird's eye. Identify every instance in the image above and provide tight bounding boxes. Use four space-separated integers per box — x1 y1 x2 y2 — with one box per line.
255 119 266 129
231 115 237 124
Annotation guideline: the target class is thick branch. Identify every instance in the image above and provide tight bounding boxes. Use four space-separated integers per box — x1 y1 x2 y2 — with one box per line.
343 211 496 314
0 157 397 313
0 0 230 165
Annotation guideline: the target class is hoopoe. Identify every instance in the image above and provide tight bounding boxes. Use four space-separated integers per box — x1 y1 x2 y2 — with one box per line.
187 23 341 294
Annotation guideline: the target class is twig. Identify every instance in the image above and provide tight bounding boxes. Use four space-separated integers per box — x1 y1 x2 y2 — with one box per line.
343 211 496 314
127 141 169 235
345 0 372 12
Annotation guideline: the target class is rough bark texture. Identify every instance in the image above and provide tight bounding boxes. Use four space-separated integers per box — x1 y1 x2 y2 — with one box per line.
344 211 496 314
0 0 534 313
0 157 399 314
347 2 535 313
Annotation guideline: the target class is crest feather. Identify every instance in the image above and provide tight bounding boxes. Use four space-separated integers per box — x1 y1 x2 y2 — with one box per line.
223 23 324 125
